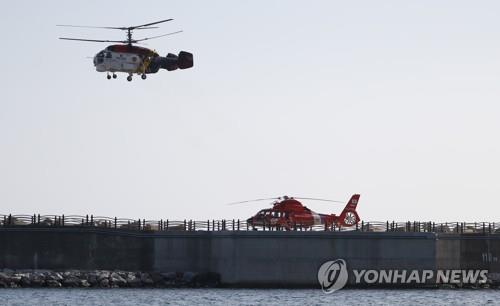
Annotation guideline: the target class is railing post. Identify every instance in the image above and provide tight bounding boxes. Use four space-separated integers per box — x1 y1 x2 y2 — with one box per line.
207 219 210 231
184 219 187 231
232 219 235 231
62 215 65 226
166 219 169 230
386 221 389 232
114 217 117 229
237 219 240 231
361 221 364 232
8 214 12 225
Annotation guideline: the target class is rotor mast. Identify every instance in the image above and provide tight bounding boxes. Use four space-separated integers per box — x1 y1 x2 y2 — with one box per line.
127 29 133 45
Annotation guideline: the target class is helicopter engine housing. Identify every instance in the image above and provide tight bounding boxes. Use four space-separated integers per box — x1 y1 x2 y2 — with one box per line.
148 51 193 73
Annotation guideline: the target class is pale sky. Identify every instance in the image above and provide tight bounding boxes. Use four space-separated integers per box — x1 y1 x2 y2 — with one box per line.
0 0 499 222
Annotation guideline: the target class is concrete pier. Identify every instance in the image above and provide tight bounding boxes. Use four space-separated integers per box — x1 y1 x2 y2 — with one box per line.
0 227 499 287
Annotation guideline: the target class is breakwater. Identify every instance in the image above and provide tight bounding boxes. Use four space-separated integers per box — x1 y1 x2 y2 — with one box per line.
1 218 500 288
0 270 219 288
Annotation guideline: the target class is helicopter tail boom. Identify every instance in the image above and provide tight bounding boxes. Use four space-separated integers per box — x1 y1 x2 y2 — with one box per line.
338 194 361 227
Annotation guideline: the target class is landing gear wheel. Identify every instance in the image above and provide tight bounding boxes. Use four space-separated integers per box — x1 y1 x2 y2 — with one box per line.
107 74 111 80
112 73 117 79
141 74 147 80
127 75 132 82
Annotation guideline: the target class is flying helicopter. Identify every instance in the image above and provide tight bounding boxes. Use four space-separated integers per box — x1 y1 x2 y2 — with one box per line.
57 19 193 81
231 194 361 231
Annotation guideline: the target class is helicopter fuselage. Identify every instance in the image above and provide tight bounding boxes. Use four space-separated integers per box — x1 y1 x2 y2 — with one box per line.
93 45 158 74
92 44 193 80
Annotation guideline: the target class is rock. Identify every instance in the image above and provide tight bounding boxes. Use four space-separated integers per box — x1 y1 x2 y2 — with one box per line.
9 275 22 284
80 279 91 288
54 272 64 281
487 273 500 283
0 272 10 280
98 271 110 281
88 274 98 286
46 280 61 288
62 277 80 287
182 272 196 284
150 272 164 283
117 271 127 279
110 272 127 287
99 278 110 288
140 273 154 286
20 276 31 287
45 272 63 281
161 272 177 281
30 273 45 287
126 274 142 287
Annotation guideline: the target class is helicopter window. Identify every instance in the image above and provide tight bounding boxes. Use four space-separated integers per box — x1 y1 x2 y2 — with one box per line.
105 52 112 58
97 51 104 58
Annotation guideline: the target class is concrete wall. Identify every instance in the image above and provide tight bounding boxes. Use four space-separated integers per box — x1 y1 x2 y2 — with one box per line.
0 227 153 271
0 227 499 287
199 231 436 286
436 234 500 272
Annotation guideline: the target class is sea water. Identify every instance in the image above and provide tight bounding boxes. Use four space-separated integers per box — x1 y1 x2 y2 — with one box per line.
0 288 499 306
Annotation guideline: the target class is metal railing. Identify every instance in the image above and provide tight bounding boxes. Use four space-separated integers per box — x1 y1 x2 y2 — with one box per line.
1 214 499 234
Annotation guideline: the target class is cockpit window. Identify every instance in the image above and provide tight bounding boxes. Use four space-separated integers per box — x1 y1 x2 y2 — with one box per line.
105 52 112 58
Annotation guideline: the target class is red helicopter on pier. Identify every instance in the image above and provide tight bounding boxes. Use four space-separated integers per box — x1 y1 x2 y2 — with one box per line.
231 194 361 230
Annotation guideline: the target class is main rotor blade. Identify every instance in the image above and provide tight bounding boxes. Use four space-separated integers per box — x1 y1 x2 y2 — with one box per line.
59 37 126 43
131 18 173 30
227 197 280 206
293 197 345 203
57 25 159 30
133 30 183 42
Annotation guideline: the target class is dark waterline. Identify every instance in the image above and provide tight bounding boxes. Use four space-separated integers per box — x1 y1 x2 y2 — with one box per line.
0 288 498 306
